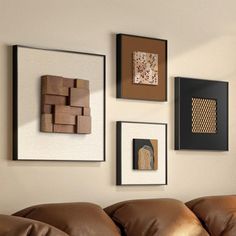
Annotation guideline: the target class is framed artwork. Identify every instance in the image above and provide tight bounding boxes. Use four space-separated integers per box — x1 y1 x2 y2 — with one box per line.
13 45 106 161
117 121 167 185
116 34 167 101
175 77 228 151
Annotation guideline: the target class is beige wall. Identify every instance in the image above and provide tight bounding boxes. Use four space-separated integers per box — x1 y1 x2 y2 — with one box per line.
0 0 236 214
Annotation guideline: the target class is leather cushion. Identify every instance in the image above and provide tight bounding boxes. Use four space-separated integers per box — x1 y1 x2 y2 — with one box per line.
104 198 209 236
13 202 120 236
186 195 236 236
0 214 68 236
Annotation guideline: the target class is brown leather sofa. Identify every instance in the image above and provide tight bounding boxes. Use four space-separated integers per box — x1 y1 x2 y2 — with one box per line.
0 195 235 236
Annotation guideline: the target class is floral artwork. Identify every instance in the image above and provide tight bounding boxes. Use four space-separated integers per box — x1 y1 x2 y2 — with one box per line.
133 51 158 85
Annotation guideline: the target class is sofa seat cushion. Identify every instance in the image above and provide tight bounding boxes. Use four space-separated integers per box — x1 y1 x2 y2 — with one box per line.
0 214 68 236
13 202 121 236
186 195 236 236
104 198 209 236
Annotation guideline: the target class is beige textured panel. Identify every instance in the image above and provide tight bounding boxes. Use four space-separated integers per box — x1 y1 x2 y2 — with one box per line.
192 98 217 134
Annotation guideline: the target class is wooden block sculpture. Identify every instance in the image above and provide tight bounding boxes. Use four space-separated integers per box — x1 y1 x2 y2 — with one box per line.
40 75 91 134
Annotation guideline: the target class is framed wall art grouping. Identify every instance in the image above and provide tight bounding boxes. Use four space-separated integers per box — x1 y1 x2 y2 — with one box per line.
116 34 167 101
117 121 167 185
13 45 106 161
175 77 228 151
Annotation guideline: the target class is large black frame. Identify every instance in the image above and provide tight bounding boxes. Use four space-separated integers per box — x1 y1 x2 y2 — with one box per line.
13 45 106 161
175 77 228 151
117 121 168 186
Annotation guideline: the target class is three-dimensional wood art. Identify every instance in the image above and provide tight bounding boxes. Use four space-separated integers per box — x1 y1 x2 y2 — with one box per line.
41 75 91 134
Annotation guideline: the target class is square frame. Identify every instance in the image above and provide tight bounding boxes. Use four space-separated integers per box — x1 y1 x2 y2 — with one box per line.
117 121 168 186
175 77 228 151
117 34 167 101
13 45 106 161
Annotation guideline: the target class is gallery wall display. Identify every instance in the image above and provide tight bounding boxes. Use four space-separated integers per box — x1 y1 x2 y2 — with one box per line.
117 121 167 185
116 34 167 101
175 77 228 151
13 45 106 161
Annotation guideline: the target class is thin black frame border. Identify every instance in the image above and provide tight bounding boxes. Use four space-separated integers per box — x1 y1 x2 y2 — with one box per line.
116 33 168 101
175 76 229 151
116 121 168 186
13 45 106 162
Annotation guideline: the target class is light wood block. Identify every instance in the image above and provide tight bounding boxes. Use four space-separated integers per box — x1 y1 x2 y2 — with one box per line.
54 124 75 133
43 95 66 105
70 88 89 107
54 113 76 125
77 116 91 134
41 75 69 96
75 79 89 89
41 114 53 132
83 107 91 116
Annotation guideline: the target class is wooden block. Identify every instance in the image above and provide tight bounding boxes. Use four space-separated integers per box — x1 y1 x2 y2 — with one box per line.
41 105 52 114
63 78 75 88
43 95 66 105
70 107 83 116
41 75 69 96
54 105 82 116
83 107 91 116
77 116 91 134
41 114 53 132
54 113 76 125
54 124 75 133
54 105 71 114
75 79 89 89
70 88 89 107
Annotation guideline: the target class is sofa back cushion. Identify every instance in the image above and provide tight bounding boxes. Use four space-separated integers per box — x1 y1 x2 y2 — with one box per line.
0 214 68 236
186 195 236 236
104 198 209 236
13 202 121 236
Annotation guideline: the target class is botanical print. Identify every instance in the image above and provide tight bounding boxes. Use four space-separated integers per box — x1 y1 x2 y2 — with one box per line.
133 139 158 170
133 51 158 85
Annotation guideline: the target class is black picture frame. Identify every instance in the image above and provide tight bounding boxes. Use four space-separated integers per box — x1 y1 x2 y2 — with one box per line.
117 121 168 186
117 34 168 101
13 45 106 161
175 77 228 151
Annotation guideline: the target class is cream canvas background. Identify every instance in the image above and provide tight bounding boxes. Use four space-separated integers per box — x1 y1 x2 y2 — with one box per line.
17 47 104 160
0 0 235 214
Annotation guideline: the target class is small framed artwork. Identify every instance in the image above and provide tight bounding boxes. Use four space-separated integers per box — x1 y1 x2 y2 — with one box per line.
175 77 228 151
116 34 167 101
13 45 106 161
117 121 167 185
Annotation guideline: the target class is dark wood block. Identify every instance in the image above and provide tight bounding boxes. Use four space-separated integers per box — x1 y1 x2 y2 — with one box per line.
54 105 82 116
63 78 75 88
76 116 91 134
70 88 89 107
54 113 76 125
41 114 53 132
41 75 69 96
54 124 75 133
83 107 91 116
43 95 66 105
41 105 52 114
75 79 89 89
